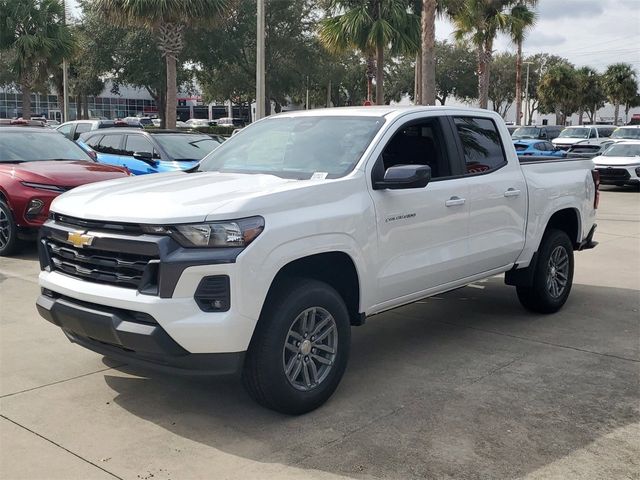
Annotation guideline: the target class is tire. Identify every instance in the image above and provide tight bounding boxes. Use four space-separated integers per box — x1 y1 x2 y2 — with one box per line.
242 278 351 415
0 201 20 257
516 229 574 314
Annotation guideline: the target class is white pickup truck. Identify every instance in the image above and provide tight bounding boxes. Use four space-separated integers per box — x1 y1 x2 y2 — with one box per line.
36 107 599 414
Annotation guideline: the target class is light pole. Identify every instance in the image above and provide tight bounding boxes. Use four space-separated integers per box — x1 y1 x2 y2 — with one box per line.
255 0 266 121
523 61 534 125
62 0 69 122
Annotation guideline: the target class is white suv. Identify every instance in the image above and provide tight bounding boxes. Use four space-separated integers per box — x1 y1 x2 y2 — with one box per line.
593 141 640 187
553 125 616 150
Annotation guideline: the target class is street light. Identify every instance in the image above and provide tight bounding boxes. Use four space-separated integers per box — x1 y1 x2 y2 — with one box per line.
255 0 265 121
62 0 69 122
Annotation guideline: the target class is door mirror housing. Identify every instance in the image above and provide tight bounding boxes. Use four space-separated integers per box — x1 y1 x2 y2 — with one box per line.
133 151 157 166
373 164 431 190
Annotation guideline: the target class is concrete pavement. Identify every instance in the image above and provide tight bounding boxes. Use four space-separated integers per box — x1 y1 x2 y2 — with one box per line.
1 187 638 480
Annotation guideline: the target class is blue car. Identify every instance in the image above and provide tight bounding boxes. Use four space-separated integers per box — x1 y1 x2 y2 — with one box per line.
77 129 223 175
513 139 566 158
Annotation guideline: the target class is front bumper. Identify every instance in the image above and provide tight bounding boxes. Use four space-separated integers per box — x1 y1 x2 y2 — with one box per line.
37 216 261 355
596 166 640 185
37 292 245 376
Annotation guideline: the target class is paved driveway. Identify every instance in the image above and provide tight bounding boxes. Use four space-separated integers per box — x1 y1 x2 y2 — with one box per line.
1 188 638 480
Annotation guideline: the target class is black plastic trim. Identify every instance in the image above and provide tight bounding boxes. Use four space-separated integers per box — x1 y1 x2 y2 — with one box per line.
36 294 244 376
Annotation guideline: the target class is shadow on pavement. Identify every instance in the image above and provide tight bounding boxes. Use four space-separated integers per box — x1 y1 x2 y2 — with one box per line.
101 278 640 479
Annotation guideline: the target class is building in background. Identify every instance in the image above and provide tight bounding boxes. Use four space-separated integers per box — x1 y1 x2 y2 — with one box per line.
0 82 157 121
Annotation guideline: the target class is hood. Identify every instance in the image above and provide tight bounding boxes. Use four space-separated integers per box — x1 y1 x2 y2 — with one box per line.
50 171 301 223
0 161 127 187
552 137 584 145
593 155 640 167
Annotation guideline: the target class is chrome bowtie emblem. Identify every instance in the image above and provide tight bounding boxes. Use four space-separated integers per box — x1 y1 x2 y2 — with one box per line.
67 231 94 248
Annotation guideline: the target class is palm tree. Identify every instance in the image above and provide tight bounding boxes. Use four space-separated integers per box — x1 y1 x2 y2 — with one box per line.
451 0 514 109
602 63 638 126
94 0 229 128
319 0 420 105
0 0 73 120
420 0 438 105
507 1 536 125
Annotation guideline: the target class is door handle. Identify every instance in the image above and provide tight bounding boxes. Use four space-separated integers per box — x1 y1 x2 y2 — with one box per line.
445 196 466 207
504 188 521 197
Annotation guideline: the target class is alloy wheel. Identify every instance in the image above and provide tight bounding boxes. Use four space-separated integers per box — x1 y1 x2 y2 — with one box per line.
282 306 338 392
546 245 569 298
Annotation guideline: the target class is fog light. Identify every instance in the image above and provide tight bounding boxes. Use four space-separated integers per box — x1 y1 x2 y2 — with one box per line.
194 276 230 312
26 199 45 217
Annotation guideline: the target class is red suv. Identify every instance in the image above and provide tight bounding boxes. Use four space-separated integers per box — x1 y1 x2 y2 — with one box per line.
0 126 130 256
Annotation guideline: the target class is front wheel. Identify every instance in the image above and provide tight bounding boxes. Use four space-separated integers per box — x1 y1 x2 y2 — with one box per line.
242 278 351 415
516 229 574 314
0 201 20 256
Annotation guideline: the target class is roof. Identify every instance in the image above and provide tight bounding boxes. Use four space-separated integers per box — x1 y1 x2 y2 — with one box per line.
274 105 500 121
0 126 58 133
84 128 209 135
512 139 546 144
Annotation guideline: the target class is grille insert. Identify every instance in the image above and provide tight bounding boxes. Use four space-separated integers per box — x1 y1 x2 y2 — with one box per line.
597 168 630 182
47 239 158 290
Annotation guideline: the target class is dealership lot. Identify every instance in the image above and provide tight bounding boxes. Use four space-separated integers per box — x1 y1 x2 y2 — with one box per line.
1 188 638 480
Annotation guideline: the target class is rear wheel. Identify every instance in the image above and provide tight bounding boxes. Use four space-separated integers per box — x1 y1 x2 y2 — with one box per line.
0 201 19 257
516 229 574 314
242 278 351 415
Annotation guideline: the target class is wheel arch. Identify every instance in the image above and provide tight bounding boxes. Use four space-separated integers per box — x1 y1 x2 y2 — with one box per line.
545 207 581 248
261 251 363 327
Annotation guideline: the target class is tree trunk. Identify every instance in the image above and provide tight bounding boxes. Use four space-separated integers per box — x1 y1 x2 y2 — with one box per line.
514 40 523 125
613 102 620 125
578 108 584 125
420 0 437 106
21 82 32 120
366 54 375 102
326 80 331 107
414 51 422 104
165 55 177 128
477 44 492 109
375 42 384 105
76 95 82 120
82 95 89 119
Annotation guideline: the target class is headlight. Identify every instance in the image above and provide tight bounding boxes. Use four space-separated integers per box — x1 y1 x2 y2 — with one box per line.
142 216 264 248
21 182 66 192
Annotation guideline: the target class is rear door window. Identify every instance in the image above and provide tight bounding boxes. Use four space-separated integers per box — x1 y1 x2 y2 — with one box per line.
123 135 158 158
453 117 507 175
96 134 124 154
73 123 92 140
84 135 103 148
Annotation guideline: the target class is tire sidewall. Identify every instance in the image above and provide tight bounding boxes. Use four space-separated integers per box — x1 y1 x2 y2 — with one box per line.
251 279 351 414
534 229 574 310
0 200 18 256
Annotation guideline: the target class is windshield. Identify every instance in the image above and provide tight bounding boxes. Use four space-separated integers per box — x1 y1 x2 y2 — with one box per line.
512 127 540 139
0 131 92 162
611 128 640 139
152 134 221 161
197 116 385 179
558 128 589 139
603 144 640 157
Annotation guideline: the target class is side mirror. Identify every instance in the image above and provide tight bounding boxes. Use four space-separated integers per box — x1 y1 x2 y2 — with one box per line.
133 151 157 166
374 164 431 190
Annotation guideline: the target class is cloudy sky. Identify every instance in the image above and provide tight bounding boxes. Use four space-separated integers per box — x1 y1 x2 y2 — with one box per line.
69 0 639 73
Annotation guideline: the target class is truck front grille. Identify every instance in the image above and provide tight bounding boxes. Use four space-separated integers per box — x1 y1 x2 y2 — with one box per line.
597 167 630 182
46 238 158 290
